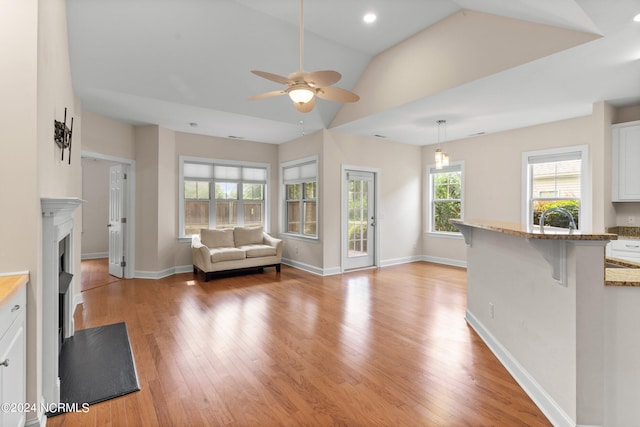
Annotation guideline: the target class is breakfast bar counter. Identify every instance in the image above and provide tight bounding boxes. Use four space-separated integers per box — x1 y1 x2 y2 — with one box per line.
449 218 640 426
451 219 640 287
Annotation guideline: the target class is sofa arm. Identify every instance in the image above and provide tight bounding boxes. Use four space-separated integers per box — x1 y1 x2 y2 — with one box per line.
263 232 284 258
191 235 213 270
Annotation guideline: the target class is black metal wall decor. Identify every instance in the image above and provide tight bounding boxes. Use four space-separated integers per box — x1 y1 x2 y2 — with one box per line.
54 108 74 164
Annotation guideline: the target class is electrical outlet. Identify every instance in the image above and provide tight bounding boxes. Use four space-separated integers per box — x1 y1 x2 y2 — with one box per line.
489 302 494 319
295 246 299 255
628 216 636 225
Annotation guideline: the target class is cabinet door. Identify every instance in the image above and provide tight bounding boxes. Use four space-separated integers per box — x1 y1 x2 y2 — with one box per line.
614 123 640 201
0 322 25 427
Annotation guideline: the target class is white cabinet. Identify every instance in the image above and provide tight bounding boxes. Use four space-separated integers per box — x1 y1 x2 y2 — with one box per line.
0 285 26 427
612 120 640 201
607 238 640 263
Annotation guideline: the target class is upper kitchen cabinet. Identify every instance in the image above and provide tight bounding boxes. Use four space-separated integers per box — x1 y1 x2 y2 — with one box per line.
612 120 640 202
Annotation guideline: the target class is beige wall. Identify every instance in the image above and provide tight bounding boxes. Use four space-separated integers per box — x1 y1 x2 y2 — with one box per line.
174 132 280 268
332 9 598 127
422 112 607 264
1 0 40 417
324 130 423 270
0 0 80 420
134 126 161 272
82 109 135 160
277 131 325 269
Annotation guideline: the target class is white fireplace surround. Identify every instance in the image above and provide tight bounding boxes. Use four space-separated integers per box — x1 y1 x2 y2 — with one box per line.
41 197 83 407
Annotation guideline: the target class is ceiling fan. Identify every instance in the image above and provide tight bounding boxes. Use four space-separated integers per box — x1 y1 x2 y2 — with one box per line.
248 0 360 113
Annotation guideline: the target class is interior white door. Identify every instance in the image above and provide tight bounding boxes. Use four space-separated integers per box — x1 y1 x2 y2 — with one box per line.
344 170 375 270
108 164 125 278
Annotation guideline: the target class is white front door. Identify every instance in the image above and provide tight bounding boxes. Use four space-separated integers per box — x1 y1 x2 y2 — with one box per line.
108 164 126 278
343 170 376 270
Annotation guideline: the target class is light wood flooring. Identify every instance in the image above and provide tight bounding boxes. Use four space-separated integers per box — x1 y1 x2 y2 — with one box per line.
49 261 551 426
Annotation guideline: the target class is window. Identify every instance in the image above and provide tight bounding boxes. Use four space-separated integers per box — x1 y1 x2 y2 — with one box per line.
282 157 317 238
523 146 589 231
428 162 463 234
179 157 269 237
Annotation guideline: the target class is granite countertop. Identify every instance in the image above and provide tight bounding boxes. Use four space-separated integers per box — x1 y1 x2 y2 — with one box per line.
606 226 640 238
450 219 618 241
605 266 640 287
0 274 28 306
449 219 640 286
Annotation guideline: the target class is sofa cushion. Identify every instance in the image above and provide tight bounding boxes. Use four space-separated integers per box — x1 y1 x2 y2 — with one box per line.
209 247 246 263
234 226 264 247
238 244 277 258
201 228 235 248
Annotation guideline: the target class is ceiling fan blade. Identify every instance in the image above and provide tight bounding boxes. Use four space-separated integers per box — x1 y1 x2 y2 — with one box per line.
293 97 316 113
248 90 287 101
316 86 360 103
303 70 341 87
251 70 293 85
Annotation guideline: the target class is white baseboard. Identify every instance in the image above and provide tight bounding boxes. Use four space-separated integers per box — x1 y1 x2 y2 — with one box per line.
379 255 423 267
25 398 47 426
73 292 83 308
422 255 467 268
281 258 340 276
135 265 193 279
465 310 576 427
81 252 108 260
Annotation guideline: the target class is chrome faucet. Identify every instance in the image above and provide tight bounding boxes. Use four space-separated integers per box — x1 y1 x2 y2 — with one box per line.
539 207 576 231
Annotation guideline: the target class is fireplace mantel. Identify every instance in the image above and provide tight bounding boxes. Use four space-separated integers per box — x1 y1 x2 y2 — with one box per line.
41 196 83 408
41 197 83 217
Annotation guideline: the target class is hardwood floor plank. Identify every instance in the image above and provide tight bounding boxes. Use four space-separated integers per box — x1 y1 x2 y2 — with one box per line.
53 260 551 426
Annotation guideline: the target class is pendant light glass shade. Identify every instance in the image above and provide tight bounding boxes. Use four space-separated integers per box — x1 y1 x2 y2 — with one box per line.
434 119 449 169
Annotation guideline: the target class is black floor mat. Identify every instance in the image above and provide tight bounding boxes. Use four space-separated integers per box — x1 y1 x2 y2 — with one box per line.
49 322 139 416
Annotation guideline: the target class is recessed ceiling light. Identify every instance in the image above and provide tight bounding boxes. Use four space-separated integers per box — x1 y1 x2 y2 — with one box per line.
363 13 377 24
634 13 640 22
189 122 198 127
374 134 386 138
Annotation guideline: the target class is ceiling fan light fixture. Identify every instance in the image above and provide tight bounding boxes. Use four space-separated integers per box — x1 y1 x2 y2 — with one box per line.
288 86 315 104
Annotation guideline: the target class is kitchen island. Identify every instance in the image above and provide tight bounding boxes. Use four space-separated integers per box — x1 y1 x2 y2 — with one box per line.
451 219 639 427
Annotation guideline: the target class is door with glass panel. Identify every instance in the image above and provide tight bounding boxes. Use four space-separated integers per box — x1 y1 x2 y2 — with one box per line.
343 170 376 270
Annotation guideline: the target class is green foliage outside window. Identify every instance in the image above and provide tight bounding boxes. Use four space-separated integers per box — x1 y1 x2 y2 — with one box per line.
533 199 580 229
433 171 461 233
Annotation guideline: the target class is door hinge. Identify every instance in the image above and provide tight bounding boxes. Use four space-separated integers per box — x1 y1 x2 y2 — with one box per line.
120 260 127 267
123 173 127 179
121 217 127 223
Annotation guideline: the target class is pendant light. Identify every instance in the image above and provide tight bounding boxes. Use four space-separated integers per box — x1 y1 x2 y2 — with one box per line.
435 120 449 169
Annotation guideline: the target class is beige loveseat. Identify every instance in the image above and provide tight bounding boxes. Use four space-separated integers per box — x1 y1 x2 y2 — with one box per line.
191 226 283 281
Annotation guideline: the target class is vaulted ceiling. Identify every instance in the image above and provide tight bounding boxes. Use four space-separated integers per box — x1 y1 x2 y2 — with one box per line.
66 0 640 145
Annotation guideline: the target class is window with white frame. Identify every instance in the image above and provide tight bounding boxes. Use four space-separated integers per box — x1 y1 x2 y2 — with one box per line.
523 146 588 231
282 158 317 238
428 162 463 233
180 158 268 237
